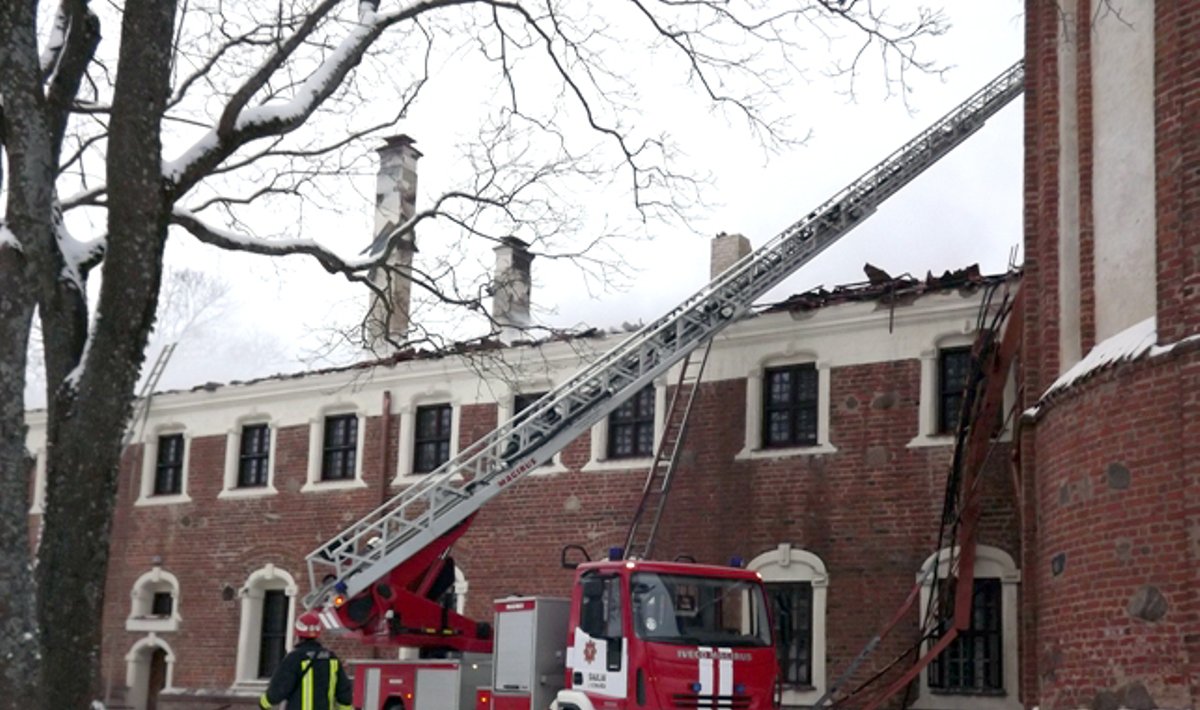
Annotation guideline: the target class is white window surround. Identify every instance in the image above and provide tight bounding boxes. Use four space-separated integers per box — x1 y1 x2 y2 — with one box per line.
581 381 667 472
737 353 837 460
29 448 46 515
127 567 183 633
497 390 567 475
748 544 829 706
909 333 1015 448
394 393 461 484
220 417 278 499
136 426 192 507
125 634 177 706
912 545 1021 710
234 564 298 687
304 408 368 493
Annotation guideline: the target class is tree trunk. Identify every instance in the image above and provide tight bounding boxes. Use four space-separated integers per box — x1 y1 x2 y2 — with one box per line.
0 249 39 708
0 0 57 705
35 0 179 705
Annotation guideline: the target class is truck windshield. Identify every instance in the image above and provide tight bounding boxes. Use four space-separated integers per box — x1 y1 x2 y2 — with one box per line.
630 572 772 647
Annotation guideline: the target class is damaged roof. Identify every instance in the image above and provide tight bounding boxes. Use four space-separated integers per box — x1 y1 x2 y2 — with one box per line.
761 264 1016 314
180 264 1018 397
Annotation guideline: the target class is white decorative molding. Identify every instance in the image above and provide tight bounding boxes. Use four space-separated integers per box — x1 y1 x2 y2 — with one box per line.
303 407 368 493
736 355 838 460
912 545 1021 710
394 391 461 484
582 381 666 472
235 564 298 684
136 426 193 507
748 544 829 706
220 415 278 499
125 634 178 708
127 567 183 633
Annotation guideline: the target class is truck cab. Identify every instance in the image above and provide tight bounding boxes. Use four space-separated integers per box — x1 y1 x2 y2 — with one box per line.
555 559 777 710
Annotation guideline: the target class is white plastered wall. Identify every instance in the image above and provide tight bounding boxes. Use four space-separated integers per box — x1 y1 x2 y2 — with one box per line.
1091 0 1157 341
1058 6 1083 371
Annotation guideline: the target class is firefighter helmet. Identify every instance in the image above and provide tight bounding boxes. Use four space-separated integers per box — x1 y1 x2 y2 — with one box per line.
295 610 322 639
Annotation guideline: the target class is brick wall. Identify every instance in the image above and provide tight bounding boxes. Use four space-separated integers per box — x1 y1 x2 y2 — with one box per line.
96 356 1018 708
1028 344 1199 710
1155 0 1200 344
1022 1 1200 707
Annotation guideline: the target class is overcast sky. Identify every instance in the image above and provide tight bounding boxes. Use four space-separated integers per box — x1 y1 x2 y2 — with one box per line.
25 1 1026 408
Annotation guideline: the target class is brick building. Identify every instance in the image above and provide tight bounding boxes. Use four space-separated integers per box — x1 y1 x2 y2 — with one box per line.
1019 0 1200 708
22 1 1200 707
27 239 1019 708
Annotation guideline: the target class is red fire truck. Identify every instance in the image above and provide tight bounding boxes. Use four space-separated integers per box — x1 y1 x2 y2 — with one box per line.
306 60 1026 710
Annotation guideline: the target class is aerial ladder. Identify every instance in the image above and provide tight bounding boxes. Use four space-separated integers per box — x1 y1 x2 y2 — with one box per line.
304 61 1027 659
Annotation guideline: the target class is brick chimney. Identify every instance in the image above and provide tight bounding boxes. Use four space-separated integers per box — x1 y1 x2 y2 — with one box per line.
365 135 421 355
711 232 752 279
492 237 534 343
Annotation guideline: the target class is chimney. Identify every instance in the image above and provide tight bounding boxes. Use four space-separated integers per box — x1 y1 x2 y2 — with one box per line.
711 232 752 279
365 135 422 355
492 237 534 343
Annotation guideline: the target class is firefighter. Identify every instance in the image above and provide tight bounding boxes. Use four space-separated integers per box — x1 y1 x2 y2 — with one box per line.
259 610 354 710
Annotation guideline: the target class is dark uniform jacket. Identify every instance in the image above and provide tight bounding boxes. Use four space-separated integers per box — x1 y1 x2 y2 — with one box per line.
259 639 354 710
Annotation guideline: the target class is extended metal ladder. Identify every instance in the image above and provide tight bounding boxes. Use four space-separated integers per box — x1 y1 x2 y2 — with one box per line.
623 341 712 560
304 60 1026 608
123 343 177 449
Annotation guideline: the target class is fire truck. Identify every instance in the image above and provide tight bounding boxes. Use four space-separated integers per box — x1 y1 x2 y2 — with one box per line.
302 60 1026 710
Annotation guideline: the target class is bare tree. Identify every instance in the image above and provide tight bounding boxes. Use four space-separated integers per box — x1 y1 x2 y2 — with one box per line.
0 0 945 706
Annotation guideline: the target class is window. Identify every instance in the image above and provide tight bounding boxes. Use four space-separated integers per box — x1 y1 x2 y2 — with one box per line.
579 573 623 641
915 545 1020 710
235 564 297 685
414 404 453 474
238 424 270 488
322 415 357 481
154 434 184 495
768 581 814 687
257 590 289 678
513 392 546 416
938 347 972 434
763 364 818 448
151 592 174 618
928 579 1003 694
127 567 182 632
748 545 828 705
607 385 655 459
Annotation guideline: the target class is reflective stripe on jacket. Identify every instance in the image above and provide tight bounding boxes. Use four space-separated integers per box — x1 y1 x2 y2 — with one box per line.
258 639 353 710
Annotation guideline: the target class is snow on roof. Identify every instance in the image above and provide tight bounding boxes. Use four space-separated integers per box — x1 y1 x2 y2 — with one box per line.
1036 317 1200 409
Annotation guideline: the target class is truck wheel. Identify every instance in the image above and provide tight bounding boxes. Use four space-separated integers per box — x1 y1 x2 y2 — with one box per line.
382 699 404 710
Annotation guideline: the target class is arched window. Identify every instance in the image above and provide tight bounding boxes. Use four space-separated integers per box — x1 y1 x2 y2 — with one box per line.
748 544 829 706
127 567 182 633
125 634 176 710
913 545 1021 710
235 564 298 685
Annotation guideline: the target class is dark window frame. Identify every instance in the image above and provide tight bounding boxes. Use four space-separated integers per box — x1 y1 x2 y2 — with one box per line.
767 581 814 688
237 423 271 488
413 403 453 474
928 577 1005 695
321 414 358 481
938 347 972 435
257 589 289 679
762 364 819 449
153 434 185 496
607 385 656 459
150 591 174 618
